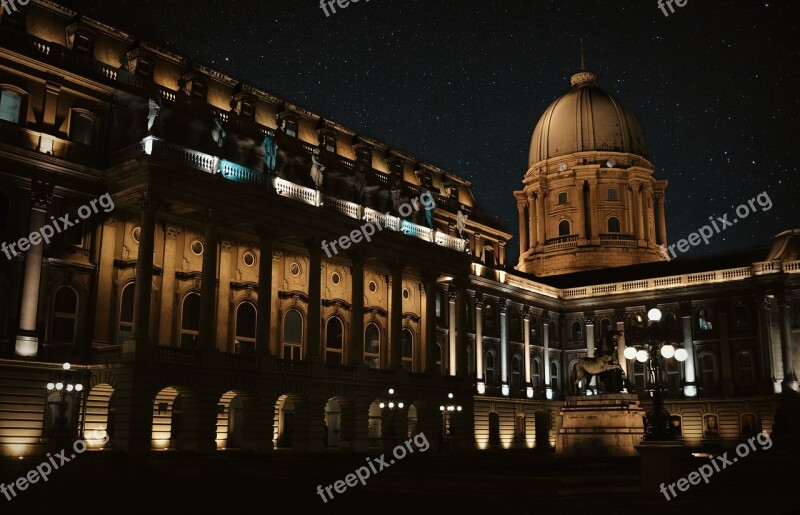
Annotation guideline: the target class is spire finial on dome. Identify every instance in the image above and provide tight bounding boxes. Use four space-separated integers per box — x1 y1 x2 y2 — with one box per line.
580 36 586 71
571 36 597 88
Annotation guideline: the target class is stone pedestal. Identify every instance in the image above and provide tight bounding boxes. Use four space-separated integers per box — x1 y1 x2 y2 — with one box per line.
636 441 684 495
556 393 645 456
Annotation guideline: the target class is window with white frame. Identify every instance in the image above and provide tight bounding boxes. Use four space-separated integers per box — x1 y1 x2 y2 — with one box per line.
364 323 380 368
325 317 344 365
117 283 135 344
234 302 257 355
70 110 95 145
180 292 200 349
485 351 496 386
282 309 303 360
550 361 559 390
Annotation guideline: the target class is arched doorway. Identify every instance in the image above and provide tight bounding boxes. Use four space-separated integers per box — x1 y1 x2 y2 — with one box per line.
368 401 382 449
325 399 342 448
216 391 249 450
407 404 418 437
488 412 500 449
83 383 114 448
275 395 297 449
535 410 550 449
151 386 193 450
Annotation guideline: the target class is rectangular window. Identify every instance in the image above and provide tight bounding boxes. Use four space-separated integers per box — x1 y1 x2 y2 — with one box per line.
191 82 206 100
324 135 336 153
557 192 567 205
0 90 22 124
75 34 93 55
284 119 298 138
607 188 618 201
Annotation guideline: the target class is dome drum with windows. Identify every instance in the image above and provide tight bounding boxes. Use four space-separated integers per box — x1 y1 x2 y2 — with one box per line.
514 57 670 277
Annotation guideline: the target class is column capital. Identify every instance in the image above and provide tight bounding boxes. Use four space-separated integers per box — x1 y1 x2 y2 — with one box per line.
162 223 181 237
777 296 791 310
138 191 159 212
499 298 508 314
348 249 366 265
541 312 551 323
448 283 457 303
583 313 596 325
754 294 772 310
614 309 627 323
523 306 532 321
679 301 693 318
30 181 54 211
255 224 277 239
474 292 484 309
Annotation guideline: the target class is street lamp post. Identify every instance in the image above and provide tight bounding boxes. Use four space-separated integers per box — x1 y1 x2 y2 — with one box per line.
623 309 687 441
45 363 87 445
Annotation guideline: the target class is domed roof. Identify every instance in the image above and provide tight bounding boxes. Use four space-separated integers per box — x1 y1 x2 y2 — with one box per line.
529 70 648 166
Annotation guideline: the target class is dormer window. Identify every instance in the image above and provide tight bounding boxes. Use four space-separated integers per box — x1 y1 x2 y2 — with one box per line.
231 88 256 119
284 119 298 138
241 101 254 118
123 48 155 80
323 135 336 153
136 59 152 78
191 82 206 100
66 24 96 57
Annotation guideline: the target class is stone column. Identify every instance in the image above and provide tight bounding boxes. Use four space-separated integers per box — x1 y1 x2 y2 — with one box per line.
349 251 365 367
630 181 644 244
215 241 233 349
656 192 668 246
389 262 404 370
523 308 532 397
448 284 457 376
157 225 180 346
127 193 157 358
576 180 587 242
718 308 735 395
15 184 53 357
423 272 438 374
256 227 274 358
305 238 323 360
642 183 654 246
93 216 118 345
615 311 628 388
500 299 509 396
680 302 698 397
542 313 551 398
585 314 596 388
527 193 537 248
587 179 599 242
778 296 799 391
198 211 219 351
517 199 528 256
498 241 506 267
756 296 779 393
475 293 484 389
536 190 546 247
455 280 468 377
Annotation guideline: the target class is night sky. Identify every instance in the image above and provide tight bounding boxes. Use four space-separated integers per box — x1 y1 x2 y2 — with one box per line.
67 0 799 263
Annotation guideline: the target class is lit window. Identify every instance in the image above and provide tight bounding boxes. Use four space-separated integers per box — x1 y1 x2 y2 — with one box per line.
180 293 200 349
51 286 79 344
607 217 621 233
557 192 567 205
697 309 714 331
558 220 570 236
401 328 413 371
364 323 380 368
0 90 22 124
117 283 135 344
70 110 95 145
325 317 344 365
234 303 256 355
607 188 618 201
282 310 303 360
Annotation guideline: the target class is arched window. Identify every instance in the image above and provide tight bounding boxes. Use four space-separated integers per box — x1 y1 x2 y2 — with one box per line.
282 309 303 360
180 292 200 348
600 318 612 339
485 351 496 386
0 190 9 229
117 283 135 344
401 328 413 371
325 317 344 365
364 323 380 368
0 89 23 124
550 361 559 390
234 302 257 355
548 320 556 341
530 316 539 339
510 309 521 341
484 303 495 333
558 220 570 237
736 351 755 385
532 358 541 389
435 342 443 374
571 321 583 341
700 353 718 385
607 216 621 233
734 305 749 328
483 247 495 266
435 291 442 319
511 355 522 387
697 308 714 331
51 286 78 344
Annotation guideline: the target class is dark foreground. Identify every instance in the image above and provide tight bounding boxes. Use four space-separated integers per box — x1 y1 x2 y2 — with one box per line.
1 444 798 515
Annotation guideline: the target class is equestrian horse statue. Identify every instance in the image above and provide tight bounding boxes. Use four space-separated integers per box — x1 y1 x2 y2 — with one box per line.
573 330 626 394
